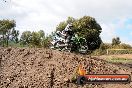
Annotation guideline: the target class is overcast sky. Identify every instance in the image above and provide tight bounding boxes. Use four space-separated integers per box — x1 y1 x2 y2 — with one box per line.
0 0 132 45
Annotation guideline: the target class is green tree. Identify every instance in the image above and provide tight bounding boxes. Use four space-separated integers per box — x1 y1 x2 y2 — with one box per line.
20 30 50 48
112 37 121 46
0 19 16 47
66 16 76 24
30 32 41 47
20 31 32 46
56 16 102 50
56 21 67 31
38 30 45 38
41 36 51 48
56 17 76 31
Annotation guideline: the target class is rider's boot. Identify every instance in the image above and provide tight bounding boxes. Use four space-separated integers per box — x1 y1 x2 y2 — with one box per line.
64 42 68 49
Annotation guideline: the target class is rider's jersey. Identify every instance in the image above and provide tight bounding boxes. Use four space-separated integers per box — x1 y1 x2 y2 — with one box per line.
63 25 73 36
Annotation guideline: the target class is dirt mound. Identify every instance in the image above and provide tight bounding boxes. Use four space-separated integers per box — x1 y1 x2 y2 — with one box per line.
0 48 131 88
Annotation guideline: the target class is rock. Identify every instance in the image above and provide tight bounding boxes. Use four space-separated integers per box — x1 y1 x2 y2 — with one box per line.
63 78 70 82
6 48 12 52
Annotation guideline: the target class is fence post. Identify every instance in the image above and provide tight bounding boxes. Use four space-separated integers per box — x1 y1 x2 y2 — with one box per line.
107 49 109 55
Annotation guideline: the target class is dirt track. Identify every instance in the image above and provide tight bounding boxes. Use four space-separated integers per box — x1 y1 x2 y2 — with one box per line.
0 47 132 88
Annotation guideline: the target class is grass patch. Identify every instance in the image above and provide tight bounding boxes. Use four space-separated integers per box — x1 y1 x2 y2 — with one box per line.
106 57 132 64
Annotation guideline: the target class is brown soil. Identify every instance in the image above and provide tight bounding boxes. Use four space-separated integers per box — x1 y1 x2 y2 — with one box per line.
0 47 132 88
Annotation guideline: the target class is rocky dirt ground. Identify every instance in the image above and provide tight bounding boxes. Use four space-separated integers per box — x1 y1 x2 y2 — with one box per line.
0 47 132 88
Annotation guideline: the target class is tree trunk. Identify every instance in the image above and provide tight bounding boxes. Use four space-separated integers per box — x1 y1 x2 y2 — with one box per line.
2 32 4 47
6 33 9 47
6 36 8 47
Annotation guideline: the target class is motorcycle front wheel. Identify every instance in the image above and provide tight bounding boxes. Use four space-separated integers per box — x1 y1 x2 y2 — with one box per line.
78 45 88 54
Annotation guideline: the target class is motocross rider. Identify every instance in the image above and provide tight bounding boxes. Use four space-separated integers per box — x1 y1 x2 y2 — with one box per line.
62 23 74 46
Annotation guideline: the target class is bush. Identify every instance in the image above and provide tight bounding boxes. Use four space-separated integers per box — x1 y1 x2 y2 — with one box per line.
91 43 132 55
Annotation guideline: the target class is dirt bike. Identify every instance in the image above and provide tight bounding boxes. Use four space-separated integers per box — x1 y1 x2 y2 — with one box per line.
70 35 88 54
50 32 88 54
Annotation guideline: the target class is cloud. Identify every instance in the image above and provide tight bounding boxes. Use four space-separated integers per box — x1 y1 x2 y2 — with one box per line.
100 23 116 43
101 19 132 45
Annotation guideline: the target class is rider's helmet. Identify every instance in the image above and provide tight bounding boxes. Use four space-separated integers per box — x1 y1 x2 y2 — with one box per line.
68 23 73 29
63 23 73 33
